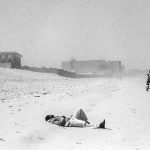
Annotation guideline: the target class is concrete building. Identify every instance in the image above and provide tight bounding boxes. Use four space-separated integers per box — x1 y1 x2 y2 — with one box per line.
0 51 22 68
62 59 123 76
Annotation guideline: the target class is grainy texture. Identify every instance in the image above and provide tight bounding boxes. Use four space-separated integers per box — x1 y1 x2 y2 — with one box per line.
0 68 149 150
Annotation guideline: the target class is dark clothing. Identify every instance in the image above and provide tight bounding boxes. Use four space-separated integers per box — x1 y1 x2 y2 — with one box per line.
48 116 70 126
147 74 150 85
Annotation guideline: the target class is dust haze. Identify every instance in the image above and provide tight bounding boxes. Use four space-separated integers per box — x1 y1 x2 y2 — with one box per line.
0 0 150 69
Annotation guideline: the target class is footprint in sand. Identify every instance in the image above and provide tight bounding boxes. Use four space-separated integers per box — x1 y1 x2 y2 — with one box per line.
22 131 46 144
107 112 111 115
28 135 45 143
130 108 136 114
90 103 96 107
122 138 126 142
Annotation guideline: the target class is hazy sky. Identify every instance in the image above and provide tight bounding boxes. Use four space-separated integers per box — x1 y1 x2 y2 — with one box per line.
0 0 150 69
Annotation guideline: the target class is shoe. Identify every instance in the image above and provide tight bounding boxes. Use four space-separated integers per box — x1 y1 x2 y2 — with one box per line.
98 119 105 128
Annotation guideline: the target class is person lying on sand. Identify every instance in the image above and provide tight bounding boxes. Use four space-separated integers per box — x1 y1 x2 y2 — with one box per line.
45 108 105 129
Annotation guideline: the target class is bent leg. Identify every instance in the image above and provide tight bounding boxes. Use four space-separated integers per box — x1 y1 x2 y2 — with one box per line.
71 108 88 122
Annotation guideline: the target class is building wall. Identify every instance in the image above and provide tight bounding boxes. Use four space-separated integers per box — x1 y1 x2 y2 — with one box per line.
13 55 21 68
0 63 11 68
62 61 72 71
110 61 121 73
62 59 122 75
0 54 21 68
73 60 105 74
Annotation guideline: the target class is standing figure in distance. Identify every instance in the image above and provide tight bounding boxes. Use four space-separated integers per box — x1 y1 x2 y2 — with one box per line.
146 70 150 91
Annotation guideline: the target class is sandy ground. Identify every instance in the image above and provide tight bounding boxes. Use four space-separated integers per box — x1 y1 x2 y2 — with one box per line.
0 68 150 150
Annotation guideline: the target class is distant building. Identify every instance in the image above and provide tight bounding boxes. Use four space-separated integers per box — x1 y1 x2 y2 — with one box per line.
62 59 123 76
0 51 22 68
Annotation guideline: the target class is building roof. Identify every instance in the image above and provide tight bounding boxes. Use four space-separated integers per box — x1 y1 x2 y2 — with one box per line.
0 51 22 57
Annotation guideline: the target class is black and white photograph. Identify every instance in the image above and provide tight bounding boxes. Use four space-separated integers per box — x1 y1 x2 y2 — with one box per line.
0 0 150 149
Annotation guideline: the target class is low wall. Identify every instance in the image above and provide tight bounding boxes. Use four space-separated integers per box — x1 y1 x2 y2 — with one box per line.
22 66 58 74
22 66 121 78
0 63 11 68
57 69 76 78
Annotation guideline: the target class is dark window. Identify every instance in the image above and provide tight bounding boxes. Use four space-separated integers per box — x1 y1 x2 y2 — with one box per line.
8 58 12 63
2 59 5 63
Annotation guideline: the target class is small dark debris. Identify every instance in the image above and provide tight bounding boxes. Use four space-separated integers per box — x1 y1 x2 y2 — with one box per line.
1 98 5 103
0 138 5 141
38 137 44 140
43 92 49 95
34 95 40 97
76 142 82 144
16 131 21 133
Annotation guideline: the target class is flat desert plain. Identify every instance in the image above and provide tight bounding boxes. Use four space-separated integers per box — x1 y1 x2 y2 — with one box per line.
0 68 149 150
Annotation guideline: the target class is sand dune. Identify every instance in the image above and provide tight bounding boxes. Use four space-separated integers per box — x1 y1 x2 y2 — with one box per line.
0 68 150 150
